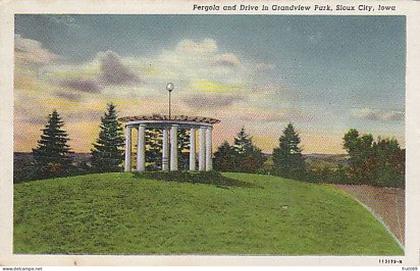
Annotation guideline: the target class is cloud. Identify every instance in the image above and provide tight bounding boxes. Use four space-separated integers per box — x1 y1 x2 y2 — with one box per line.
238 108 315 123
40 50 141 92
239 112 287 122
14 103 52 126
63 110 103 123
385 111 405 121
15 34 59 65
98 51 141 86
352 108 404 121
150 38 248 87
183 94 244 108
189 79 242 93
55 91 82 101
14 112 47 125
39 39 254 98
212 53 241 68
251 83 286 96
59 78 102 93
175 38 217 55
247 83 299 108
255 63 276 71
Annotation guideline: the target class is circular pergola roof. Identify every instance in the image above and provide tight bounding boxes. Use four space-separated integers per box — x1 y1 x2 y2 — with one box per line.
119 114 221 127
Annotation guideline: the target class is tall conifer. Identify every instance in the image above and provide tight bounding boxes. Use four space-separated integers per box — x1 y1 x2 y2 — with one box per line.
91 103 125 172
145 128 163 170
272 123 305 177
32 110 73 178
177 129 190 170
232 127 265 172
214 141 236 171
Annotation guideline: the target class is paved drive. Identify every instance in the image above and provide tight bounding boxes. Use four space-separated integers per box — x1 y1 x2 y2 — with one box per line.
336 184 405 245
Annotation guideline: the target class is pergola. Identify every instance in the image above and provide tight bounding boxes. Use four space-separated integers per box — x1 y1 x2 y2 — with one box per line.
119 114 220 172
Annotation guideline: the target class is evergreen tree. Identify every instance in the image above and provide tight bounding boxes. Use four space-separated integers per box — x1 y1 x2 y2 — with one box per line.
145 128 162 170
177 128 190 170
144 128 190 170
272 123 305 178
32 110 73 178
91 103 125 172
214 141 236 171
233 127 254 155
232 127 266 173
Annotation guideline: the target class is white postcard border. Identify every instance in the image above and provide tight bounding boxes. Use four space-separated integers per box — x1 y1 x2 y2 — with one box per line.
1 0 419 266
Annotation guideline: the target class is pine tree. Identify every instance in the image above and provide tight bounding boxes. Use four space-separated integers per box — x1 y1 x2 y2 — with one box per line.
233 127 253 155
214 141 236 171
91 103 125 172
145 128 162 170
144 128 190 170
32 110 73 178
232 127 266 173
177 128 190 170
272 123 305 178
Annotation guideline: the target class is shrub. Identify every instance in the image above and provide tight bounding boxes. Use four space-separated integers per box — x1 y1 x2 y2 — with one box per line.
134 170 253 188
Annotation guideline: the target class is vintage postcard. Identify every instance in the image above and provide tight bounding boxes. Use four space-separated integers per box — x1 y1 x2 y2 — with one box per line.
0 0 419 267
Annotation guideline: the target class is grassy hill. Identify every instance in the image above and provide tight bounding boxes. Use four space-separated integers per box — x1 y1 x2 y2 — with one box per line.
14 172 402 255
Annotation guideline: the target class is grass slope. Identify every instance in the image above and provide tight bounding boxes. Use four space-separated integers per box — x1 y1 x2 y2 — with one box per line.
14 172 403 255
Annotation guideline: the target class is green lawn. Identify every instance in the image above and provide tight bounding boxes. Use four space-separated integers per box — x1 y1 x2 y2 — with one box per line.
13 172 403 255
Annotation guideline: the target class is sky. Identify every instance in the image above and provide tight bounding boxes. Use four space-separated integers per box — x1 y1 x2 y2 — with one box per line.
14 15 406 154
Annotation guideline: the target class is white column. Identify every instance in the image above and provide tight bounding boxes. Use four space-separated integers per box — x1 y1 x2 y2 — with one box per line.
124 126 132 172
198 127 206 171
162 128 169 171
136 125 145 172
189 128 196 171
205 126 213 171
170 125 178 171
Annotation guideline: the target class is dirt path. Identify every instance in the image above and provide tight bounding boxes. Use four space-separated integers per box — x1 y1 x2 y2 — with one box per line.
335 184 405 245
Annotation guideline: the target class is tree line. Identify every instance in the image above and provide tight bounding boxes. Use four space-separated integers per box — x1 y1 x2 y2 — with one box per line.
15 103 405 188
213 123 405 188
25 104 125 180
15 103 194 182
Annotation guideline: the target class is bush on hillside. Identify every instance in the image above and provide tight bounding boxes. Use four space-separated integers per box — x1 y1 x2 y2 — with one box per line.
134 170 254 188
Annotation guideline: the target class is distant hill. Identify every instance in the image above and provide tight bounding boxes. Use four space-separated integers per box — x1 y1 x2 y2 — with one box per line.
14 152 91 166
16 152 348 166
262 152 349 167
303 153 349 166
13 152 92 182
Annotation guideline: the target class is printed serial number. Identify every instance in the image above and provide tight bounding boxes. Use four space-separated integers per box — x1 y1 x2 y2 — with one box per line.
378 258 403 264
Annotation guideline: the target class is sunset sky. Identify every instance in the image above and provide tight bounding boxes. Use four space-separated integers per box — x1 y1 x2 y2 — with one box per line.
14 15 405 154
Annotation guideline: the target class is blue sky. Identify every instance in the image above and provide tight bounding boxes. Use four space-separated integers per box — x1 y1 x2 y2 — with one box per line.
14 15 405 153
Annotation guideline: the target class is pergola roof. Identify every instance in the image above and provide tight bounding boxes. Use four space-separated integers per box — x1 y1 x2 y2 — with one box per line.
118 114 221 125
